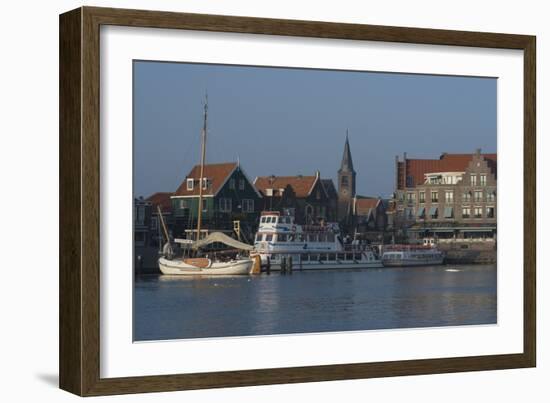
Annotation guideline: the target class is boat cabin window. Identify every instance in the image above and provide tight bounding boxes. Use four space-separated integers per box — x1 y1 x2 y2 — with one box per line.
261 216 266 223
337 253 345 260
271 217 278 224
345 253 353 261
320 254 327 262
265 234 273 242
278 234 287 242
328 254 336 261
301 254 309 262
354 253 362 260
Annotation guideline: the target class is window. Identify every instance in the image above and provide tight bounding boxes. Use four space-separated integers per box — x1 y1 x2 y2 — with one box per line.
242 199 254 213
407 192 416 203
186 178 194 190
431 191 439 203
179 199 186 209
261 216 266 223
486 207 495 218
487 191 496 202
202 198 207 211
239 179 245 190
419 191 425 203
462 207 471 218
474 191 483 202
136 206 145 224
341 176 349 186
462 192 472 202
202 178 208 189
474 207 483 218
470 174 477 186
219 198 232 212
265 234 273 242
445 191 454 203
480 174 487 186
278 234 287 242
151 216 158 230
229 178 236 189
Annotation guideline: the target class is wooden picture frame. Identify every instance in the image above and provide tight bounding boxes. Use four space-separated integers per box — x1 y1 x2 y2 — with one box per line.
59 6 536 396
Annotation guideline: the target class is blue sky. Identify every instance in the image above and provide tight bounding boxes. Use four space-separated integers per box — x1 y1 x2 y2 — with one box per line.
134 61 496 198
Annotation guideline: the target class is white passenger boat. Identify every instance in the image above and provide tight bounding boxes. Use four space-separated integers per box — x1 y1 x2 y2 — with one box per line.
381 244 445 267
252 211 383 270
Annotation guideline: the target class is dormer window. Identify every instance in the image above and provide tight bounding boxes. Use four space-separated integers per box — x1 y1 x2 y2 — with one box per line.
187 178 194 190
202 178 208 189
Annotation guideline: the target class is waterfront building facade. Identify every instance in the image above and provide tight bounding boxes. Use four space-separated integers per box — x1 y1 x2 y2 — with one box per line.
352 197 387 232
394 149 497 240
171 162 262 241
254 172 338 224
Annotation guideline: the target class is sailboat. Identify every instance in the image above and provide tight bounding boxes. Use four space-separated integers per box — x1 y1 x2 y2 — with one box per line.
158 96 256 275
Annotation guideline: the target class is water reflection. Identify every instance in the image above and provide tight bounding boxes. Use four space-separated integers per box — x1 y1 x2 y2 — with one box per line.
134 264 496 341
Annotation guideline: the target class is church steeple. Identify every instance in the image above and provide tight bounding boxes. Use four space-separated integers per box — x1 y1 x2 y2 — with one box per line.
337 130 357 222
339 130 354 173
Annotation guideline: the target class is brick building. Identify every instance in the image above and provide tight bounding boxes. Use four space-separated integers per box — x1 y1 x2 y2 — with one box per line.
394 149 497 240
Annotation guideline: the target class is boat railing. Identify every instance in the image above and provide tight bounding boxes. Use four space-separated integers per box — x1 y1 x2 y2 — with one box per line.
383 244 437 251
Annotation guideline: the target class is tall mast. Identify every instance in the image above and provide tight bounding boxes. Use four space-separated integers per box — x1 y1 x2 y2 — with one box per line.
196 94 208 241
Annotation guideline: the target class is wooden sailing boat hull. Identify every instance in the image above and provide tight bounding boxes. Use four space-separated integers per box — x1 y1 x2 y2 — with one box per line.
158 257 253 275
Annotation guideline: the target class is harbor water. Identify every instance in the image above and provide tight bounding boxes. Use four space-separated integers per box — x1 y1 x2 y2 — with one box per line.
134 264 496 341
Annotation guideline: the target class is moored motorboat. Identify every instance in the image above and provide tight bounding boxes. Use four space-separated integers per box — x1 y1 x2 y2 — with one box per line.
381 244 444 267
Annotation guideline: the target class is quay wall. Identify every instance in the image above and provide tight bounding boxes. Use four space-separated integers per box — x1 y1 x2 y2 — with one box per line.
438 240 496 264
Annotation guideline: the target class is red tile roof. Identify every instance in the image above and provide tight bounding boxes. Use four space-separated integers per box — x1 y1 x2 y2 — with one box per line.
354 198 379 215
146 192 173 213
254 175 318 198
174 162 237 196
398 153 497 189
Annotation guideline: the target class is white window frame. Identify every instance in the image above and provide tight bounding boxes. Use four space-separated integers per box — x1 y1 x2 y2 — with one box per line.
186 178 194 191
242 199 254 213
480 174 487 186
219 198 232 212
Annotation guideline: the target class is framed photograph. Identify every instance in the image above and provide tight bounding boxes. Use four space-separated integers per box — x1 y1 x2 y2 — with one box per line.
59 6 536 396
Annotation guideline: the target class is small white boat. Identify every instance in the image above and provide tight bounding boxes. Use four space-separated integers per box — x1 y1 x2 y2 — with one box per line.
381 244 444 267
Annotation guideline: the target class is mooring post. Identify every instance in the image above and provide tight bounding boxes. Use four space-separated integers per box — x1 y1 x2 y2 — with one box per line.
288 256 293 274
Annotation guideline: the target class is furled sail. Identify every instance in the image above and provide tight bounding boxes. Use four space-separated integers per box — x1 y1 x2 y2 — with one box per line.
192 232 254 251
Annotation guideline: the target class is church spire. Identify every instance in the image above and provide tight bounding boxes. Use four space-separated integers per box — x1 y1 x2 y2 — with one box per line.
339 129 354 173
